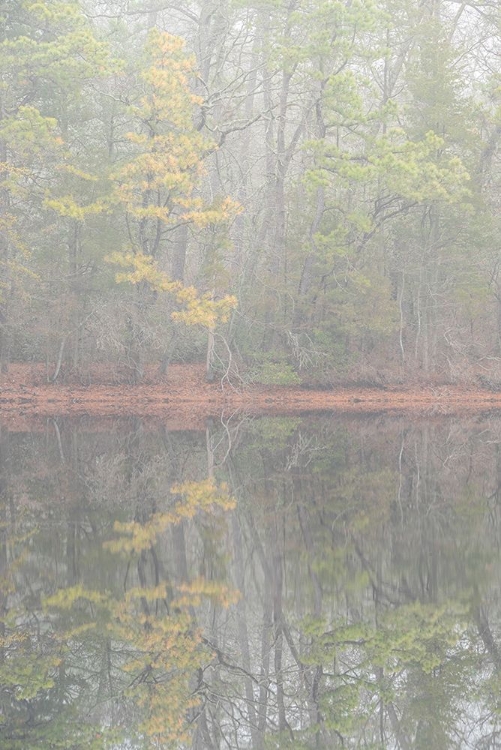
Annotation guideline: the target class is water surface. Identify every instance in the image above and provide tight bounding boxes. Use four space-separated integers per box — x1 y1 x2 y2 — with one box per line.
1 414 501 748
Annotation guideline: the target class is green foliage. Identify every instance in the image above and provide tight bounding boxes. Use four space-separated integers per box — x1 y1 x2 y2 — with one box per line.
2 0 501 379
247 416 302 452
367 602 468 675
249 360 301 386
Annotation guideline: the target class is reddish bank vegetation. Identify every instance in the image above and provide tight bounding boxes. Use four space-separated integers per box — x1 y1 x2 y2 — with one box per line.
2 364 501 431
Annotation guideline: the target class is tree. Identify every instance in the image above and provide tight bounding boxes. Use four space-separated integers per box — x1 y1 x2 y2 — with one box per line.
107 28 239 380
0 0 109 373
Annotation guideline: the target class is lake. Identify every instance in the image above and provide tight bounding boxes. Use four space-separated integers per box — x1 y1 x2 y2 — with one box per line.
1 413 501 748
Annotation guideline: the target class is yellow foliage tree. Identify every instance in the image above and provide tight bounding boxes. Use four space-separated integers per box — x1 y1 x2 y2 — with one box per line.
108 29 240 379
106 477 236 555
101 478 239 745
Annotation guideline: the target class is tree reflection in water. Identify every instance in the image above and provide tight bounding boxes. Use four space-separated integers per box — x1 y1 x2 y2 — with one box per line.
1 415 501 748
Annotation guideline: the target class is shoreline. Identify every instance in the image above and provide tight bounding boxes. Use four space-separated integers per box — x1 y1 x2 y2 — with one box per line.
2 364 501 427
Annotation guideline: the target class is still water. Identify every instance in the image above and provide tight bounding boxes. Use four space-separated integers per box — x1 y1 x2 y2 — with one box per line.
1 413 501 748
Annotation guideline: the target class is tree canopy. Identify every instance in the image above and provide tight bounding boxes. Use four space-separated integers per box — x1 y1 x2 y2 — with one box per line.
2 0 501 384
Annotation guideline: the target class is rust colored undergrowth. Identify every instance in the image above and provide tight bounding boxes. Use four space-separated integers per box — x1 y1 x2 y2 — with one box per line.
2 363 501 430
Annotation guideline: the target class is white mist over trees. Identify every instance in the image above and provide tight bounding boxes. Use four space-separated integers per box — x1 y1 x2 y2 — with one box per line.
2 0 501 384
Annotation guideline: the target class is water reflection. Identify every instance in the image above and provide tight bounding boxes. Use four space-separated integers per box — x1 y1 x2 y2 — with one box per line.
1 415 501 748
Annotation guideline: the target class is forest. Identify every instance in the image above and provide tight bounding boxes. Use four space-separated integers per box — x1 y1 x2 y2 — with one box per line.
2 0 501 386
